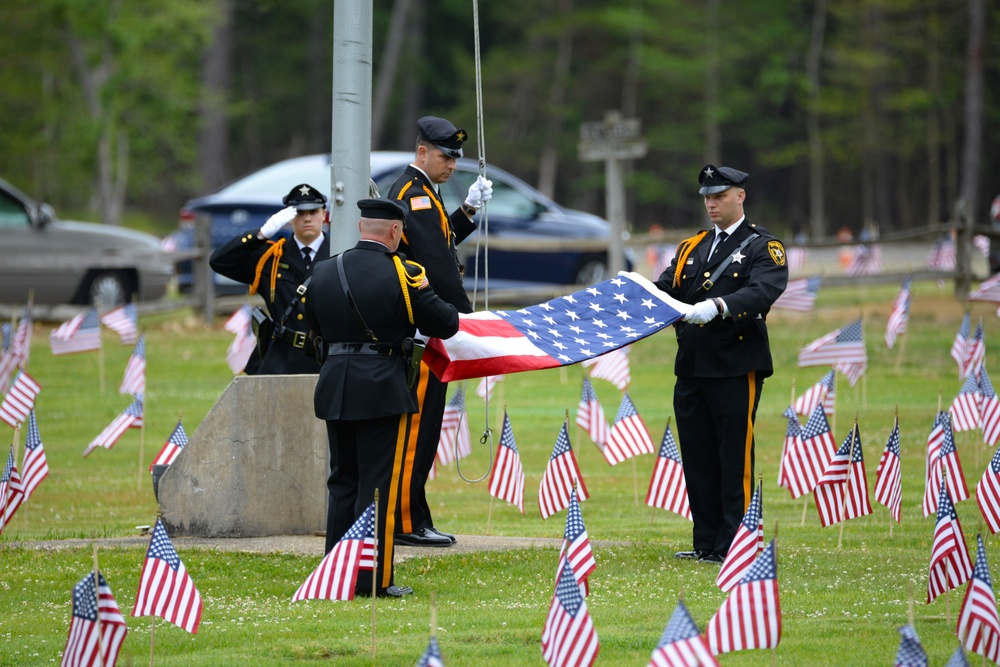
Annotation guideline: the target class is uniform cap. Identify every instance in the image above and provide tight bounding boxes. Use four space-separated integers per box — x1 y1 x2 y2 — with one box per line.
282 183 328 210
417 116 467 159
698 165 749 195
357 198 408 221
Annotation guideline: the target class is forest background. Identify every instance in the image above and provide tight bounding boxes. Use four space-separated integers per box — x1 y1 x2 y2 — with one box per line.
0 0 998 243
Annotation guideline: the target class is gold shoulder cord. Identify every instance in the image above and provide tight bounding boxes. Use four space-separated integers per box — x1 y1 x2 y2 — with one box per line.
421 184 451 240
393 256 427 325
396 182 413 246
672 230 709 288
249 238 285 301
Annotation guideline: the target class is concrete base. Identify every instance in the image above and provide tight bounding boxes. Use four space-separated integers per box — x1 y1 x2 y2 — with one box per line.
159 374 327 537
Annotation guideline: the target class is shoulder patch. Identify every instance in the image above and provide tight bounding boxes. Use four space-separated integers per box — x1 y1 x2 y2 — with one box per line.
410 195 432 211
767 240 786 266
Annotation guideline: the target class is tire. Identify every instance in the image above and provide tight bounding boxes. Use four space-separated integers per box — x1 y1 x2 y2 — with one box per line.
81 270 132 309
573 257 607 285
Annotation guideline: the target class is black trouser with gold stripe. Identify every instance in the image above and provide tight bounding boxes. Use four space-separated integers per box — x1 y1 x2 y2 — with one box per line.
325 413 412 594
398 362 448 534
673 372 763 556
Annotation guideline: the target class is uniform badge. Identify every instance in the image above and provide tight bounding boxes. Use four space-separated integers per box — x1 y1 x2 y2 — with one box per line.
767 240 786 266
410 195 432 211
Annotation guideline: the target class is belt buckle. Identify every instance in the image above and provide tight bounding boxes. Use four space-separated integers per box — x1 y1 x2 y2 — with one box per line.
701 279 714 290
292 331 307 348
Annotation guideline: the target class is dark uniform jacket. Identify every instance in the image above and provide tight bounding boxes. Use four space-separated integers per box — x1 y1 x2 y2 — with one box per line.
385 165 477 313
209 231 329 375
654 220 788 379
305 240 459 421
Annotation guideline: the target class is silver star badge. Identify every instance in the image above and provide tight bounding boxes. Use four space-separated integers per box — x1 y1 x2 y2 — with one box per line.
298 185 312 196
731 250 746 264
703 166 715 178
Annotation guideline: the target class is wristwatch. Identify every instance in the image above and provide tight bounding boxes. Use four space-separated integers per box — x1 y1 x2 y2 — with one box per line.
461 203 477 217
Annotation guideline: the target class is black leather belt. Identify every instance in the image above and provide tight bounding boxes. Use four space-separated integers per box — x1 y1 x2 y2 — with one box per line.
273 327 309 349
326 342 402 357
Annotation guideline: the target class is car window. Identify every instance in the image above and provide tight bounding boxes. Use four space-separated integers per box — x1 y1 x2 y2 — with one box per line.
453 170 538 219
0 190 29 228
221 160 332 199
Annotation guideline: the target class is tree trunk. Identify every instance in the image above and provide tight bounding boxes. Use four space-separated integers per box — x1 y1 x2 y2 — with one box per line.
955 0 985 296
537 0 574 199
702 0 721 164
806 0 827 239
198 0 233 192
394 0 425 150
372 0 412 150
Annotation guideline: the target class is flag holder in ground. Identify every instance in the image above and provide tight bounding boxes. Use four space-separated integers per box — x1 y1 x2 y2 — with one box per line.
837 416 860 549
371 489 378 662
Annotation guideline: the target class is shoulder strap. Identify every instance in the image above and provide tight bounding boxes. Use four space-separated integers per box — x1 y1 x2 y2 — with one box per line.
699 233 760 292
336 253 378 342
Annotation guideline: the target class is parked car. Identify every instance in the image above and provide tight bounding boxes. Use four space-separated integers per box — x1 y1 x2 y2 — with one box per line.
169 152 632 294
0 177 173 308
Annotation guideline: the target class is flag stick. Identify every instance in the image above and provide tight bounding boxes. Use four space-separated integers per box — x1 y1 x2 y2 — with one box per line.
837 416 859 549
861 372 868 410
789 378 796 408
486 495 495 535
137 402 147 491
801 498 808 526
893 330 908 372
148 616 156 667
946 588 951 625
430 592 437 639
371 489 379 662
831 371 837 437
92 543 106 666
906 581 915 625
631 457 639 507
98 324 106 395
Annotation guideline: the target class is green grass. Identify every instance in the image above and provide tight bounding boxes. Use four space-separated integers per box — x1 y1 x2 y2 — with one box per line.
0 279 996 665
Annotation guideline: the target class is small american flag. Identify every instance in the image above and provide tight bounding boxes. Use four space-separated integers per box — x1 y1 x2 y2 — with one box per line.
100 303 139 345
647 599 718 667
783 403 837 499
961 320 986 380
575 377 609 449
885 276 912 349
792 369 836 418
968 272 1000 304
118 334 146 396
874 417 903 523
952 313 972 378
798 319 867 387
647 242 678 279
978 447 1000 534
132 519 203 633
645 421 691 520
894 624 928 667
488 411 525 513
846 243 883 276
980 369 1000 446
812 424 872 527
83 394 144 457
716 481 764 592
476 375 504 402
928 234 957 272
61 571 127 667
776 407 800 492
0 305 32 394
538 421 589 519
923 412 948 517
20 411 49 502
224 305 256 374
223 303 252 334
50 307 102 355
293 502 376 601
416 636 445 667
431 386 471 479
582 347 630 391
945 646 972 667
772 276 821 312
951 371 982 432
939 413 970 505
603 393 654 466
0 369 41 428
705 539 781 655
558 490 596 595
150 421 189 469
928 479 973 604
541 561 599 667
0 444 25 536
957 534 1000 663
785 246 807 273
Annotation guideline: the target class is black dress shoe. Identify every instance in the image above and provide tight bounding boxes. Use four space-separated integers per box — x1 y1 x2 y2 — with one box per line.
698 552 725 564
355 585 414 598
674 550 708 560
428 526 457 544
395 528 453 547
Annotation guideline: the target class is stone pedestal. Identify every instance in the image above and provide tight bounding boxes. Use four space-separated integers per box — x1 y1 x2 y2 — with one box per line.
159 375 327 537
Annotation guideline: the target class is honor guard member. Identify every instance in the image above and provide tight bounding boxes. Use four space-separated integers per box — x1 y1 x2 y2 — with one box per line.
654 164 787 564
305 198 459 597
209 183 330 375
385 116 493 547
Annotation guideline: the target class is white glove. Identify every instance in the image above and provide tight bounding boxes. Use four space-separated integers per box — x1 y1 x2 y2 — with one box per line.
259 206 297 238
464 175 494 210
683 300 719 325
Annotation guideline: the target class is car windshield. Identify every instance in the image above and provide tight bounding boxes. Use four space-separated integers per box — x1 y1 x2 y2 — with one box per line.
220 158 332 199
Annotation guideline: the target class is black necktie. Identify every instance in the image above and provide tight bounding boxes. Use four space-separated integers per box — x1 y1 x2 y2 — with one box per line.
301 246 312 269
712 231 728 258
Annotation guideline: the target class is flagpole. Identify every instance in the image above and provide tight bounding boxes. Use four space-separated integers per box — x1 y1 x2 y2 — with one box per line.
371 489 378 662
486 495 495 535
837 416 859 549
893 328 908 372
137 397 147 492
92 543 105 666
98 322 106 395
631 457 639 507
148 616 156 667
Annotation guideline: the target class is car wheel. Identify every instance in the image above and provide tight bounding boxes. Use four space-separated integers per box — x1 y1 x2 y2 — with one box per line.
574 257 607 285
83 271 131 309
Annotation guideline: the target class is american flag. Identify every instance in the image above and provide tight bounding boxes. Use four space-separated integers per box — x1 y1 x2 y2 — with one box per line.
645 421 691 520
894 624 928 667
224 305 256 374
952 313 972 378
423 272 687 382
957 534 1000 663
0 369 41 428
969 272 1000 304
976 447 1000 534
539 421 589 519
924 412 948 517
575 377 609 449
647 599 719 667
416 636 445 667
83 394 144 457
944 646 972 667
582 347 630 390
939 412 970 505
100 302 139 345
812 424 872 526
431 386 471 479
293 502 376 601
604 393 654 466
928 234 957 271
132 519 203 633
980 368 1000 446
716 481 764 592
558 490 596 595
476 374 503 402
961 320 986 380
61 571 128 667
928 479 973 604
772 276 821 312
118 334 146 396
0 305 32 394
1 444 25 536
874 417 903 523
951 371 982 432
785 246 807 273
846 243 883 276
792 369 836 418
885 276 912 349
705 539 781 656
20 411 49 502
488 411 525 513
797 319 868 387
223 303 251 334
783 403 837 499
150 421 189 469
50 307 102 355
541 560 599 667
776 407 800 492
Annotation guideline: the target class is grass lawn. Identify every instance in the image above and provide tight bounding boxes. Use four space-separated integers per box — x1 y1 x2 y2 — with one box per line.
1 278 997 665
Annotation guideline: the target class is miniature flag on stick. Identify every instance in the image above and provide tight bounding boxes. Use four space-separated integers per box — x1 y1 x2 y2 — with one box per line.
538 421 588 519
956 534 1000 664
575 377 609 449
783 403 837 499
604 393 654 466
100 303 139 345
0 444 25 536
961 320 986 381
976 446 1000 534
0 369 41 428
773 275 821 312
705 539 782 656
582 347 630 391
797 318 868 387
541 561 599 667
293 502 376 602
928 479 974 604
224 305 256 374
60 571 128 667
431 386 471 480
488 411 525 513
979 368 1000 446
645 420 691 520
894 624 928 667
874 416 903 524
647 599 719 667
19 411 49 502
777 407 801 493
792 370 835 418
812 423 872 527
50 307 102 355
716 481 764 592
885 276 912 349
558 490 596 596
118 334 145 396
150 421 189 470
83 395 144 457
950 372 982 432
416 636 445 667
132 519 203 633
952 313 972 378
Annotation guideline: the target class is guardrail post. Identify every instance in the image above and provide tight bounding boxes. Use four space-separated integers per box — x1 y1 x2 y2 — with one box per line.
193 215 215 323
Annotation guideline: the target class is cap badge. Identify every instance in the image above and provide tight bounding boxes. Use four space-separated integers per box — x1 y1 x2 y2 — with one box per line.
298 185 312 196
456 130 467 142
703 166 715 178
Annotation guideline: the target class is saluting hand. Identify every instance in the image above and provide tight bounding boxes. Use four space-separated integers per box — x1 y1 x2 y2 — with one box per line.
260 206 297 239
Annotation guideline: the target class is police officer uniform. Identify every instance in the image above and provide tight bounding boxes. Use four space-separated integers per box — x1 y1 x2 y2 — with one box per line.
209 184 330 375
385 116 477 546
654 165 787 562
305 198 458 597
